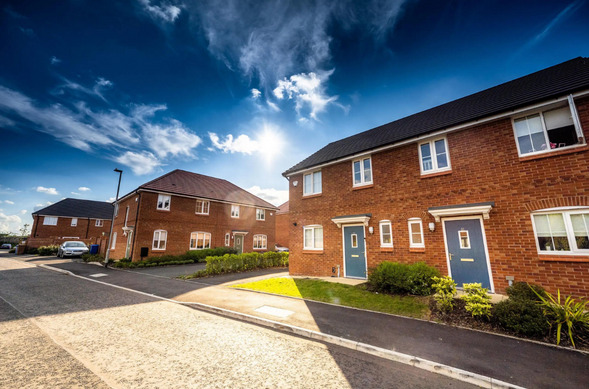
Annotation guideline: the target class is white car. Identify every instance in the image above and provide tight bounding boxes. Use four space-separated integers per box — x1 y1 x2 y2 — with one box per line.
57 241 89 258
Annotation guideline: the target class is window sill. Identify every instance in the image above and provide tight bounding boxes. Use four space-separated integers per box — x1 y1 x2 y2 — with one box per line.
152 248 166 251
303 249 324 254
302 193 322 199
380 247 394 252
253 248 267 251
409 247 425 253
195 213 209 216
421 170 452 179
519 144 588 162
538 254 589 263
352 184 374 191
155 209 170 212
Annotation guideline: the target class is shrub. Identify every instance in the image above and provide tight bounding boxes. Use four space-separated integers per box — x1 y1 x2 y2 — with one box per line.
368 261 440 296
493 299 549 337
431 276 457 313
182 251 288 278
38 245 59 256
25 247 38 255
184 247 237 263
506 282 546 302
461 283 492 319
8 248 15 253
81 254 104 263
532 288 589 348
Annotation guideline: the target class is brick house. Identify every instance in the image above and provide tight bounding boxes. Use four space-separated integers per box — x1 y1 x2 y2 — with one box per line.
275 201 289 249
29 198 113 247
283 57 589 297
109 169 277 261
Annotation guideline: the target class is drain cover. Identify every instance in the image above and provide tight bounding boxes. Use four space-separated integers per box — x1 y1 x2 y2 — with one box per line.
89 273 108 278
254 305 294 318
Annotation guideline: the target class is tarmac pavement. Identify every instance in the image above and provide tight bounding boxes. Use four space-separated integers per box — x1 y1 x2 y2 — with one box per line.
6 253 589 388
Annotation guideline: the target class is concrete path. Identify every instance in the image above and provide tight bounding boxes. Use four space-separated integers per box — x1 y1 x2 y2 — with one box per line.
6 253 589 388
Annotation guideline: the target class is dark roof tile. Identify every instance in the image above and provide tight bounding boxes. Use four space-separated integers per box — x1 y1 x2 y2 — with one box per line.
32 198 114 219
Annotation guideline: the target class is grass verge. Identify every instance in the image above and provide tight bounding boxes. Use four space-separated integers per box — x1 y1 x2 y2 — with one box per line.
231 277 429 318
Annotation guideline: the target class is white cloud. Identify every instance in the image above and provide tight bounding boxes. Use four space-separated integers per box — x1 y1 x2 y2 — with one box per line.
251 88 261 99
273 70 342 120
50 56 61 65
247 186 288 207
138 0 181 23
142 120 202 158
1 200 15 205
209 122 286 164
20 210 27 215
115 151 162 175
78 187 91 192
36 186 59 195
0 212 22 234
71 192 81 195
33 201 53 211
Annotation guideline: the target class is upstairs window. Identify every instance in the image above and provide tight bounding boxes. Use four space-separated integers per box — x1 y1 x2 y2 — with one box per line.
379 220 393 247
253 234 267 250
71 218 78 227
43 216 58 226
157 194 171 211
303 171 322 196
303 225 323 250
256 208 265 221
513 103 582 156
532 209 589 254
190 232 211 250
419 137 450 174
408 218 424 248
231 205 240 218
95 219 104 227
353 157 373 187
153 230 167 250
195 199 210 215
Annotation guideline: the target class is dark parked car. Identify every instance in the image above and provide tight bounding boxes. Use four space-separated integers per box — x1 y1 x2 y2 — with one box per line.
1 243 12 249
57 241 89 258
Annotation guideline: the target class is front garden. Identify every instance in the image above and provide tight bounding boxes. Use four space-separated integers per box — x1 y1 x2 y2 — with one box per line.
233 261 589 350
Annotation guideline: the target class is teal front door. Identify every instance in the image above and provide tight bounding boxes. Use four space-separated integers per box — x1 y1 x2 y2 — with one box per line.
234 234 244 254
444 218 492 290
343 225 367 278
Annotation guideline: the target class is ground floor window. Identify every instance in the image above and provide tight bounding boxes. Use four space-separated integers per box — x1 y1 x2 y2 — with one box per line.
303 225 323 250
408 218 424 248
253 234 267 250
190 232 211 250
153 230 167 250
379 220 393 247
225 233 230 246
532 209 589 254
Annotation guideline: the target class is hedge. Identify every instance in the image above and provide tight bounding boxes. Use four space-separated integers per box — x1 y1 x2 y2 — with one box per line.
181 251 289 278
111 247 237 268
368 261 440 296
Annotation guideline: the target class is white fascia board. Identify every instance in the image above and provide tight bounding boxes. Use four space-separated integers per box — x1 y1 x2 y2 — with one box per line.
284 89 589 177
137 189 278 211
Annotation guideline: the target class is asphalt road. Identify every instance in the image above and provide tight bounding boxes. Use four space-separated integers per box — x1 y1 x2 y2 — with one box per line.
0 257 476 388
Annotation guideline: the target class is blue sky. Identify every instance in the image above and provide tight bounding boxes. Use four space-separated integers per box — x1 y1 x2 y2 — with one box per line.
0 0 588 234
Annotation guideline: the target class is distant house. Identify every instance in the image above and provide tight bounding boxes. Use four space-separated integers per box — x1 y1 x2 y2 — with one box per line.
283 57 589 297
30 198 113 247
109 169 277 261
275 201 289 249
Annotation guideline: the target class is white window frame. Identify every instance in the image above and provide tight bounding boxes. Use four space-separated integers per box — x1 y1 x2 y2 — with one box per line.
71 218 78 227
224 233 230 247
418 136 451 175
190 231 211 250
303 170 322 196
111 232 117 250
352 156 373 187
152 230 167 250
43 216 58 226
157 194 171 211
303 225 323 250
512 99 585 157
256 208 265 221
195 199 210 215
253 234 267 250
231 204 240 218
459 230 471 249
124 206 129 227
531 207 589 256
379 220 393 248
95 219 104 227
408 218 425 248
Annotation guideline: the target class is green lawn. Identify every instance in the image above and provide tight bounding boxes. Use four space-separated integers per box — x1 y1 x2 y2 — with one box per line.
230 277 430 318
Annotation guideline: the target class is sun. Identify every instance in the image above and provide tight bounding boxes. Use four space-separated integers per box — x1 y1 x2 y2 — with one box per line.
255 123 286 165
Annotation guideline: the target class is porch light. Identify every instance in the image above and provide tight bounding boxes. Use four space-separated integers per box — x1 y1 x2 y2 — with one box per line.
429 222 435 232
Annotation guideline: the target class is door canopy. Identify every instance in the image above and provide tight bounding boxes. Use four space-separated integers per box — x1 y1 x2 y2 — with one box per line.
428 202 494 222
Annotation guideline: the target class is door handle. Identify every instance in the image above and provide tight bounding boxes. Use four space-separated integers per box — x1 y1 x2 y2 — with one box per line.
449 252 454 260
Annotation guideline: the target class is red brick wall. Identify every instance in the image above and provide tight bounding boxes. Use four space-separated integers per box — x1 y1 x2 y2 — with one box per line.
110 191 276 261
31 215 111 242
275 212 290 248
288 96 589 297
